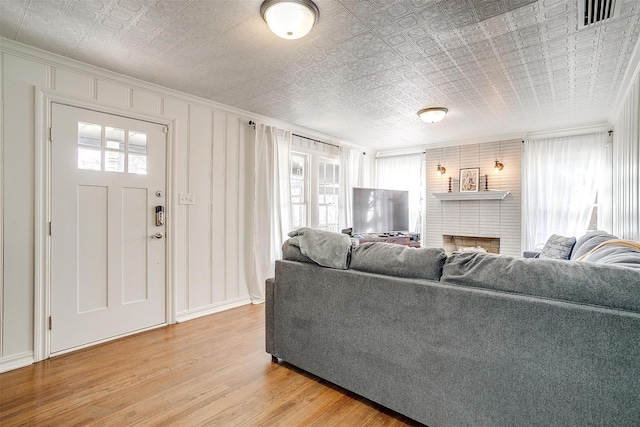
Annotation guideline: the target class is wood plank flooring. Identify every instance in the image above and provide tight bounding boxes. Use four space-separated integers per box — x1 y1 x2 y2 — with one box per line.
0 304 423 426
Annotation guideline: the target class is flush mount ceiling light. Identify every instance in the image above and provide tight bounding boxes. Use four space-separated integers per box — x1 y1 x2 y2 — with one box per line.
260 0 319 40
494 160 504 173
417 107 448 123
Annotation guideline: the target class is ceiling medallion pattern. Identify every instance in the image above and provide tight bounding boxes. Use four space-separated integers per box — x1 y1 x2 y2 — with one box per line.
1 0 639 149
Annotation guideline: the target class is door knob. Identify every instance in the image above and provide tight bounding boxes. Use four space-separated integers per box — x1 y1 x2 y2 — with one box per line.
151 232 164 239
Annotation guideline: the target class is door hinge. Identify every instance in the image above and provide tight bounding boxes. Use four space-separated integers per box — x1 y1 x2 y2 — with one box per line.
163 126 168 134
49 127 53 142
48 316 52 330
48 222 52 235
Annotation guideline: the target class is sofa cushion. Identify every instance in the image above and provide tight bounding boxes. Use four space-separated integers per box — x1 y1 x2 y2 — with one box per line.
350 242 446 281
570 230 617 260
442 252 640 313
539 234 576 260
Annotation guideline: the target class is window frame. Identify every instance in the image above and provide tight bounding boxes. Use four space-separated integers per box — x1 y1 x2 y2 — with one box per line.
290 151 309 229
290 136 340 231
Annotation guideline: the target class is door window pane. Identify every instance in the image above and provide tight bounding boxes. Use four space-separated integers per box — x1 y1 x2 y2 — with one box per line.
129 131 147 153
76 122 151 174
105 151 125 172
129 154 147 175
105 127 125 150
78 147 102 170
78 122 101 147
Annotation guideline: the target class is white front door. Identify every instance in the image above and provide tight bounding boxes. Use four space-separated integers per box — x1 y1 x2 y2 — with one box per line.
50 103 167 354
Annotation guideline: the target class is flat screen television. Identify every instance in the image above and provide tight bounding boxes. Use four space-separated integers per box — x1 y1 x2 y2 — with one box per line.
352 187 409 234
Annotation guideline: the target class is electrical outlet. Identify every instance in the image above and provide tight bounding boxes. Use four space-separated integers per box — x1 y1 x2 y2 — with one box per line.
179 193 195 205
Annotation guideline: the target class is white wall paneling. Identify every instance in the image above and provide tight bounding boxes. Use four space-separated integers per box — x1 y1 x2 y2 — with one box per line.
425 139 522 257
612 69 640 241
53 67 94 98
96 80 130 107
0 44 255 370
2 53 47 365
0 51 4 364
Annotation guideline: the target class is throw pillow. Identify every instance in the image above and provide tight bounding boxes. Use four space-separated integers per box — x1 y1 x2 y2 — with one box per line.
570 230 617 260
539 234 576 260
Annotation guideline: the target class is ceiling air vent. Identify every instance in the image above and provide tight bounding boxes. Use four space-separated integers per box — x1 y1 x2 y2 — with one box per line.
578 0 619 28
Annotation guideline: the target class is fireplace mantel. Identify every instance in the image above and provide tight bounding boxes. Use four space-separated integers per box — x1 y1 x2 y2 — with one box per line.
433 190 510 201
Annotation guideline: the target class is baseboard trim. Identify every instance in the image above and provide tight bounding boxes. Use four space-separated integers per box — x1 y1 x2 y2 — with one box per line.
0 351 34 373
176 297 252 322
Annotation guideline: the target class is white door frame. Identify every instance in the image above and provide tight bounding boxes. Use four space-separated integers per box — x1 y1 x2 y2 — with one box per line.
34 88 178 361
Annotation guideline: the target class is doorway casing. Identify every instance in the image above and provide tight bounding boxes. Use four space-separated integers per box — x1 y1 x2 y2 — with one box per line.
34 88 178 361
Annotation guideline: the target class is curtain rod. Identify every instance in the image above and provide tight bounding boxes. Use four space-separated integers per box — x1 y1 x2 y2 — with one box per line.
292 133 340 149
249 121 366 155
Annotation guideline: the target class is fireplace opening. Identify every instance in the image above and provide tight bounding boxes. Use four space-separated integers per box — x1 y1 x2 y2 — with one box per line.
442 235 500 254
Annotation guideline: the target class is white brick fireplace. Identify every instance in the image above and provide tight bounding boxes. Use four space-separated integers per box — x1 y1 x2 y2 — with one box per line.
424 139 522 257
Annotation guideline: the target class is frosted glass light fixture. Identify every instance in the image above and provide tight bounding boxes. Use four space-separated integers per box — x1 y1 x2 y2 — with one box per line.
261 0 319 40
436 164 446 175
494 160 504 173
417 107 448 123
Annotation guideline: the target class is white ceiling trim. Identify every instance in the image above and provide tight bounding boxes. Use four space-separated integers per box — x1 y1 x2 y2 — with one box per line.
420 133 527 150
376 147 425 159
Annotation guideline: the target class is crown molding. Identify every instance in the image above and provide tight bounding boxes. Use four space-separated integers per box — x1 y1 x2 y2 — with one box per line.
424 133 526 150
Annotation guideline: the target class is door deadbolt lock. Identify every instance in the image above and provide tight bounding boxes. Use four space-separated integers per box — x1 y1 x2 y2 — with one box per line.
155 206 165 226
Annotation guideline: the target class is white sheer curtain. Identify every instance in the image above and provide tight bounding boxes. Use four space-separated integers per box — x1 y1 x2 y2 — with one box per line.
522 132 608 250
249 124 292 303
376 153 423 233
338 147 363 230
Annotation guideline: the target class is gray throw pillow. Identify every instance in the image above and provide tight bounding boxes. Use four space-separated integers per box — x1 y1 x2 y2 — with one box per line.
570 231 617 260
540 234 576 260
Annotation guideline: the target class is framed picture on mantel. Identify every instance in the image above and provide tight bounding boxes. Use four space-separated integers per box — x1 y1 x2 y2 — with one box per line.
460 167 480 192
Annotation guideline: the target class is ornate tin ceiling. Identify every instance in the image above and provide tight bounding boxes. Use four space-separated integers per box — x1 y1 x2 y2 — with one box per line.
1 0 639 150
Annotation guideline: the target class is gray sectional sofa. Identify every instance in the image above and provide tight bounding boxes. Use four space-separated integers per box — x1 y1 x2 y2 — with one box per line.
266 236 640 427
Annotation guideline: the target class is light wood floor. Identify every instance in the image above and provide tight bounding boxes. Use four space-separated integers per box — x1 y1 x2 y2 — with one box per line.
0 304 423 426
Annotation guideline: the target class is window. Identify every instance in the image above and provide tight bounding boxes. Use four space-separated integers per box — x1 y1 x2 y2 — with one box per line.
318 159 339 232
290 153 308 229
78 122 147 174
289 135 340 231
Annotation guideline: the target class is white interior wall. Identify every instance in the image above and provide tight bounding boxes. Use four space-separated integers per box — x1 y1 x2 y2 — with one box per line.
424 139 522 256
0 43 256 370
611 69 640 241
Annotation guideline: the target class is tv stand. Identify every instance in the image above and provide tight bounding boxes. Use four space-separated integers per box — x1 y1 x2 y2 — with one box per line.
352 233 420 248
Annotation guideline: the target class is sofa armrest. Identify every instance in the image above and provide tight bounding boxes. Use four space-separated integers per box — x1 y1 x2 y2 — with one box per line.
522 250 541 258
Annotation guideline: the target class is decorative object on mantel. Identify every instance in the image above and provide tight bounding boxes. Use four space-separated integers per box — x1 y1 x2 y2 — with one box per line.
459 167 480 192
494 160 504 173
436 164 446 175
434 190 510 201
484 174 489 191
260 0 319 40
448 177 452 193
417 107 448 123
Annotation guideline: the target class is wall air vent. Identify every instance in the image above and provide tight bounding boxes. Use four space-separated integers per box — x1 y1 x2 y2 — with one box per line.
578 0 619 28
